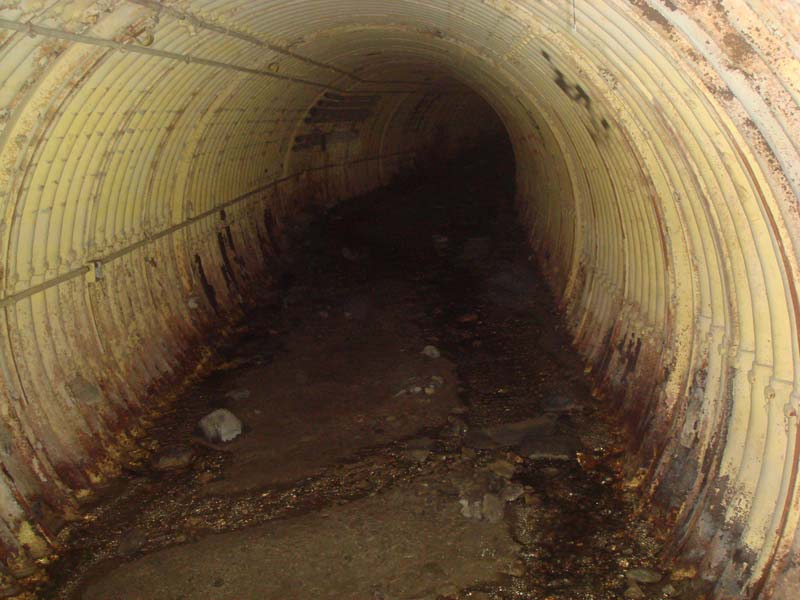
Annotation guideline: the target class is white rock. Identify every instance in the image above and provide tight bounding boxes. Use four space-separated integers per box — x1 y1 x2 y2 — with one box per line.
422 345 441 359
198 409 242 443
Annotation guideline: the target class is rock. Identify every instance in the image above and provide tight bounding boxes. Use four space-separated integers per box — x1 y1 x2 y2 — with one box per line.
463 430 501 450
460 446 477 460
482 493 505 523
626 567 663 584
198 409 242 443
524 491 542 506
541 394 577 413
519 434 579 461
661 583 677 597
459 498 482 520
118 527 146 556
151 444 195 471
465 417 557 449
486 459 516 479
500 558 526 577
500 483 525 502
444 416 467 438
403 449 430 463
623 582 645 599
422 345 441 359
507 504 543 545
224 388 251 401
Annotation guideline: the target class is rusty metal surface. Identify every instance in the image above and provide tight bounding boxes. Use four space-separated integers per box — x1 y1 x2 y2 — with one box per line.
0 0 798 597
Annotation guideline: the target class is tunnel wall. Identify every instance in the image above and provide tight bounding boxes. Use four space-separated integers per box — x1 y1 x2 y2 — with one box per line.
0 1 799 597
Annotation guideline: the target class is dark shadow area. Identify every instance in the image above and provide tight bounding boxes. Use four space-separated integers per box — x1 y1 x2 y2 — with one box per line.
41 140 698 600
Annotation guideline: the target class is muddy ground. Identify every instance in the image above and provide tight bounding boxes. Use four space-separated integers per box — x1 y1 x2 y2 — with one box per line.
31 150 705 599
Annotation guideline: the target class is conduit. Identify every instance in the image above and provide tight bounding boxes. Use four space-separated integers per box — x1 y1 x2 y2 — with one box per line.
0 0 799 597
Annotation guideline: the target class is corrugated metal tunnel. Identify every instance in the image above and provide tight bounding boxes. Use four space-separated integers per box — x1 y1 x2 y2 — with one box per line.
0 0 799 597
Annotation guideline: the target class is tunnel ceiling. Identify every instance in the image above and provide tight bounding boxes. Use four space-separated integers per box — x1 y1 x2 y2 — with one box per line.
0 0 799 597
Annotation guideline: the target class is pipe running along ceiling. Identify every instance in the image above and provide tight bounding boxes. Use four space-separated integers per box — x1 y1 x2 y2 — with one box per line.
0 0 799 597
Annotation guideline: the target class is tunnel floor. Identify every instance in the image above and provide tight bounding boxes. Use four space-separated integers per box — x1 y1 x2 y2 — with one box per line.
39 153 701 600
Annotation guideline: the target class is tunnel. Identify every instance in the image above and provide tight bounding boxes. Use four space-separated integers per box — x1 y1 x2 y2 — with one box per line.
0 0 800 598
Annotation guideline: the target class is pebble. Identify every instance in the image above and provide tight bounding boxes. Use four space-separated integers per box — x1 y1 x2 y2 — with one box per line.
486 459 516 479
541 394 577 412
662 583 677 597
500 558 526 577
403 449 430 463
482 493 505 523
198 408 242 443
500 483 525 502
623 582 645 599
626 567 663 583
424 386 436 395
459 498 483 520
224 389 251 401
519 434 578 461
117 527 146 556
151 444 195 471
422 345 441 358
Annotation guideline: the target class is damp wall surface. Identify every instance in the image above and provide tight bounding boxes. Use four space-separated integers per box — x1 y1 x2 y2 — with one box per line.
0 1 799 597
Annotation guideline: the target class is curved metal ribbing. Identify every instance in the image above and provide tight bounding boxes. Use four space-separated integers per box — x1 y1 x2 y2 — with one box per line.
0 1 799 597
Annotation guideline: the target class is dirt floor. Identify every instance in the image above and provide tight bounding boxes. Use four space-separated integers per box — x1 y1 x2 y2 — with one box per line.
33 149 705 599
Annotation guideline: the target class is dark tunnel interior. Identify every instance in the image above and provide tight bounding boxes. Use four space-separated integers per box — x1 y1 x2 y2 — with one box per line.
1 2 800 599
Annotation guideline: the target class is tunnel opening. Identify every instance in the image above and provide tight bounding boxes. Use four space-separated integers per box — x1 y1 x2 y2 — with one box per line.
0 1 799 598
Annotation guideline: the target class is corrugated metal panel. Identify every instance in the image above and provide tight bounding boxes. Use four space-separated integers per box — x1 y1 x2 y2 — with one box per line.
0 1 798 597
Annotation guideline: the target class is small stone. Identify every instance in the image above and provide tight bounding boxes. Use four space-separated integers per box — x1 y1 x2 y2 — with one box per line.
409 385 423 394
118 527 146 556
431 375 445 386
403 449 430 463
487 459 516 479
422 345 441 358
461 447 477 460
151 444 195 471
541 394 577 413
198 409 242 443
500 482 525 502
196 471 215 484
424 386 436 395
500 558 525 577
519 434 578 461
524 491 542 506
623 583 645 599
482 493 505 523
224 388 251 401
662 583 677 597
459 498 482 520
626 567 663 584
